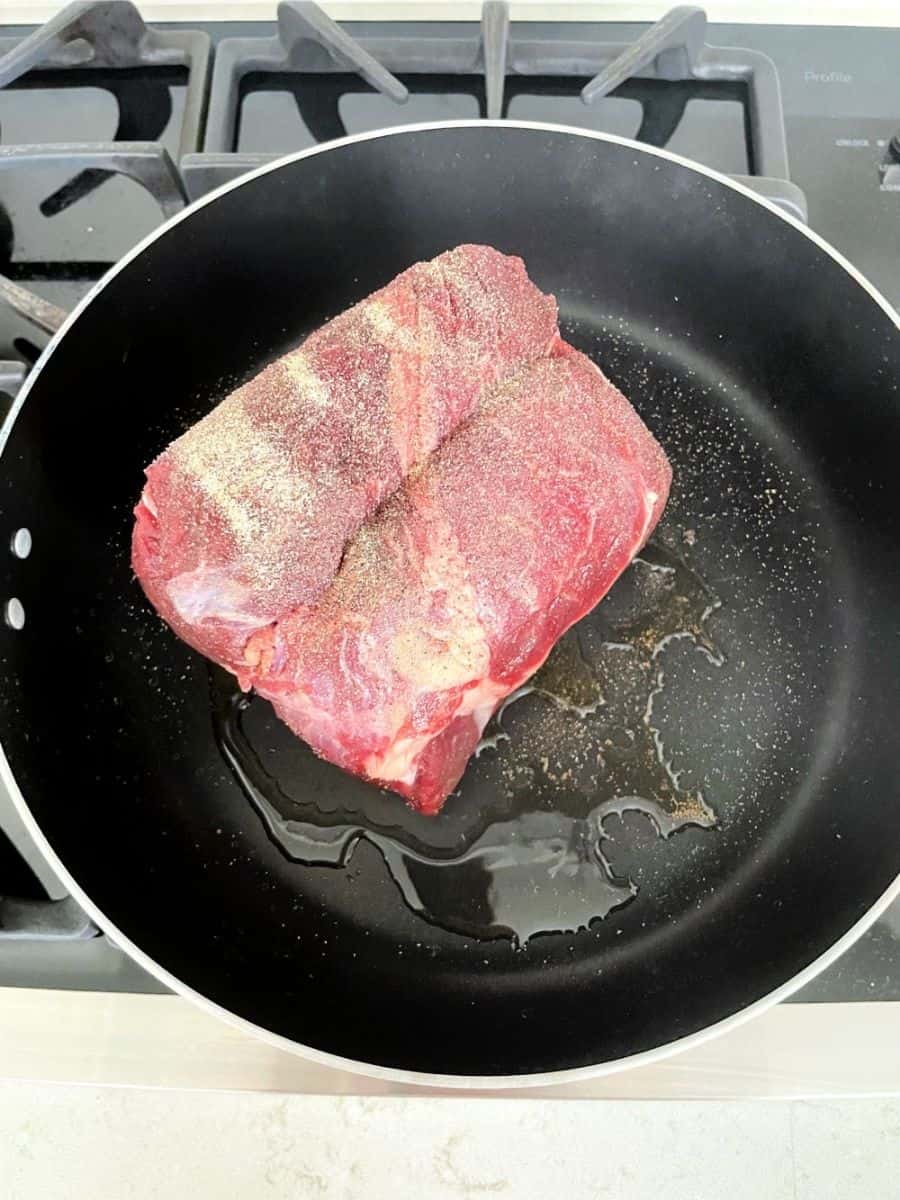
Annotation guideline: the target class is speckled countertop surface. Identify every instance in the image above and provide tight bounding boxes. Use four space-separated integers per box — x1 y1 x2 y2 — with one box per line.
1 1085 899 1198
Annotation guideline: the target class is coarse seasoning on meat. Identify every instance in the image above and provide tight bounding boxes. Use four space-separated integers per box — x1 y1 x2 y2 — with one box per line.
133 245 671 814
249 343 670 813
132 244 558 675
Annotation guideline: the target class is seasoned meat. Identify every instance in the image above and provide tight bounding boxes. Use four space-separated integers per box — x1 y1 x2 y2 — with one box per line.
133 246 670 813
132 245 558 675
248 343 671 813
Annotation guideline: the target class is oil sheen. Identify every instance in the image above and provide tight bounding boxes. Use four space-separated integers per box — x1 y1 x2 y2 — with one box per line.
211 531 722 945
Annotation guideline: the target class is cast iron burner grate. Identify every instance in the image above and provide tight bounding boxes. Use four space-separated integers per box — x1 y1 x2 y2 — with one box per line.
0 1 208 216
0 1 208 357
0 0 808 355
233 70 752 170
182 0 804 220
2 65 189 218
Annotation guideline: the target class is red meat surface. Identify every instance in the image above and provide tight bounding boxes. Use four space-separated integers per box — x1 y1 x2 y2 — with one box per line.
249 343 671 813
132 245 558 674
133 245 671 814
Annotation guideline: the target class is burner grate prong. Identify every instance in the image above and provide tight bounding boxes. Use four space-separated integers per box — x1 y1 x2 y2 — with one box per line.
0 360 27 402
277 1 408 105
0 273 67 337
0 1 180 85
0 142 188 221
581 6 707 105
480 1 510 121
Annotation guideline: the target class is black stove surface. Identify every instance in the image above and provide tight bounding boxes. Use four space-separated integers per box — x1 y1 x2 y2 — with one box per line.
0 12 897 1003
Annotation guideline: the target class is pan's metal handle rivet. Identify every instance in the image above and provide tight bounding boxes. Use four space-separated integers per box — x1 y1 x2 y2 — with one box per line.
5 597 25 630
10 528 31 560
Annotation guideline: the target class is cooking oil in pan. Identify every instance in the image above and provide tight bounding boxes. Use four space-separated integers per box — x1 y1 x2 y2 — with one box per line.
211 534 722 945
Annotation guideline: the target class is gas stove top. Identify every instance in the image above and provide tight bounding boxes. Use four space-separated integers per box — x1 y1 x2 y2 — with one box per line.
0 1 898 1001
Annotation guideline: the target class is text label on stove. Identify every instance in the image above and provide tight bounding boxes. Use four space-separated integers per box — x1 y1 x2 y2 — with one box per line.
804 69 853 84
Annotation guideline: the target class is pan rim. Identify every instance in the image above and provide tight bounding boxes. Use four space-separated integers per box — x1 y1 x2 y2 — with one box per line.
1 118 899 1089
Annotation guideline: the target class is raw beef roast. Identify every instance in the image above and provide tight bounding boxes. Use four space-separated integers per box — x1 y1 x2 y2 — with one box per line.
133 245 671 814
132 245 557 675
247 342 670 813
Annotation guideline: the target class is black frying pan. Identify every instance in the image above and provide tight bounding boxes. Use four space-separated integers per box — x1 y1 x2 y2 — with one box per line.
1 123 899 1084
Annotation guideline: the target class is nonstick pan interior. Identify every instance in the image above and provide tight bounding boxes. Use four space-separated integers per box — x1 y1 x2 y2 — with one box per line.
1 124 898 1078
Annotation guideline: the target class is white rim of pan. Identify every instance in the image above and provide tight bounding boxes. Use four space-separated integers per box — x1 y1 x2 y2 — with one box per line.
2 120 899 1091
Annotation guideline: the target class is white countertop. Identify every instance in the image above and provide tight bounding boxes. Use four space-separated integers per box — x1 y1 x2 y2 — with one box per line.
0 1081 896 1199
1 992 899 1197
1 988 899 1098
3 1 900 26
